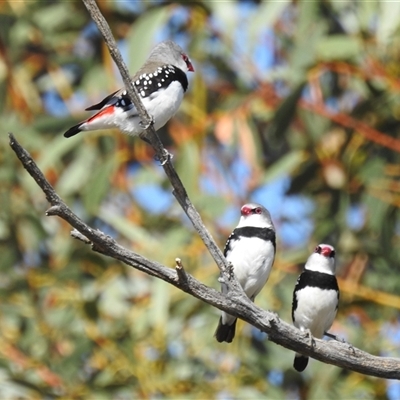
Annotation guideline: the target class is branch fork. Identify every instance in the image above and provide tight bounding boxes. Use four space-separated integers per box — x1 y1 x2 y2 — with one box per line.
6 0 400 380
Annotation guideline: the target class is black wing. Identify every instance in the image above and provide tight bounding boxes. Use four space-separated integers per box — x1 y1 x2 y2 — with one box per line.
85 90 119 111
223 231 238 257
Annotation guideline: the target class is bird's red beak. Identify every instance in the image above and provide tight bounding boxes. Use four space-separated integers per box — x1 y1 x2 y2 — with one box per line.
188 62 195 72
241 206 252 216
320 246 332 257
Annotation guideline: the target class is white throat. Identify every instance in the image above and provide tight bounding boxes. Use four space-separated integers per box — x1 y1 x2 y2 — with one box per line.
305 253 335 275
236 214 273 229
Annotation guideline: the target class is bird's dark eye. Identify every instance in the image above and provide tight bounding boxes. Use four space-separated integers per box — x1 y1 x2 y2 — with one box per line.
315 246 321 254
330 250 335 258
182 54 189 65
254 207 262 214
181 53 194 72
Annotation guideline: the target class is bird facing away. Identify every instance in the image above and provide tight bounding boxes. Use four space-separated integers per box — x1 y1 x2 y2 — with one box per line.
215 203 276 343
291 244 339 372
63 40 194 139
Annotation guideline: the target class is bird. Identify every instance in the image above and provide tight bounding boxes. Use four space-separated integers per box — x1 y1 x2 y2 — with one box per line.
215 203 276 343
63 40 194 140
291 244 339 372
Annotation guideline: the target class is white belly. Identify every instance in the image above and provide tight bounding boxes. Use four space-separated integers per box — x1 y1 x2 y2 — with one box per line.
119 81 184 135
227 236 275 299
293 287 338 338
221 236 274 326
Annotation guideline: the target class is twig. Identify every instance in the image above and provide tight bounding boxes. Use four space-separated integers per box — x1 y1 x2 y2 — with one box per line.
8 132 400 379
300 99 400 153
80 0 229 275
175 258 189 288
70 229 91 244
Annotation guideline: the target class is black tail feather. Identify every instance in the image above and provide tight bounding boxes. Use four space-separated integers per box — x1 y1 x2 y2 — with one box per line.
215 317 237 343
85 90 118 111
294 355 309 372
64 123 83 138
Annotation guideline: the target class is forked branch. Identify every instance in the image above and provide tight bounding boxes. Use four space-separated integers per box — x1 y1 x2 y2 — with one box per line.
8 133 400 380
81 0 229 275
7 0 400 381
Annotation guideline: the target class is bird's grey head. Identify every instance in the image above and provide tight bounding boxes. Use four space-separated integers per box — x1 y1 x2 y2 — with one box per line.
237 203 274 229
305 244 336 275
147 40 194 72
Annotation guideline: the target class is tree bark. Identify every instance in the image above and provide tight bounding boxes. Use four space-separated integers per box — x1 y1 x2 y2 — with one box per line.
8 0 400 381
8 133 400 380
81 0 229 277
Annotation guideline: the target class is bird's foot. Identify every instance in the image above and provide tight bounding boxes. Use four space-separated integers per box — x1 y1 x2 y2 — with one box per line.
303 329 315 348
154 149 173 166
139 115 155 131
218 262 235 288
347 342 356 355
225 262 235 280
269 311 280 326
324 331 355 355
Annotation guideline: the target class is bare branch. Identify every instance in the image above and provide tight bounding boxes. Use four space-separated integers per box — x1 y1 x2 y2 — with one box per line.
8 133 400 380
9 0 400 382
80 0 229 274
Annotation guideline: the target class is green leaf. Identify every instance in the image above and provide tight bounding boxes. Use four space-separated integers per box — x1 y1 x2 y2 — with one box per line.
127 8 171 73
263 150 307 183
83 155 117 214
175 140 200 196
315 35 362 61
265 81 306 142
248 1 289 44
150 279 170 329
55 145 98 196
99 213 157 248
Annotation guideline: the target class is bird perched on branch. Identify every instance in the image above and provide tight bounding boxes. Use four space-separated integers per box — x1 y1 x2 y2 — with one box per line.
215 203 276 343
291 244 339 372
63 40 194 140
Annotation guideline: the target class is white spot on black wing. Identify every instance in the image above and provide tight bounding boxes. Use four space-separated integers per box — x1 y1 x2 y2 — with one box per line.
114 94 134 112
223 231 238 257
133 64 189 99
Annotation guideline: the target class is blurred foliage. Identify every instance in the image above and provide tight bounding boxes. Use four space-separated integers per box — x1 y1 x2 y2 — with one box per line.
1 0 400 399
